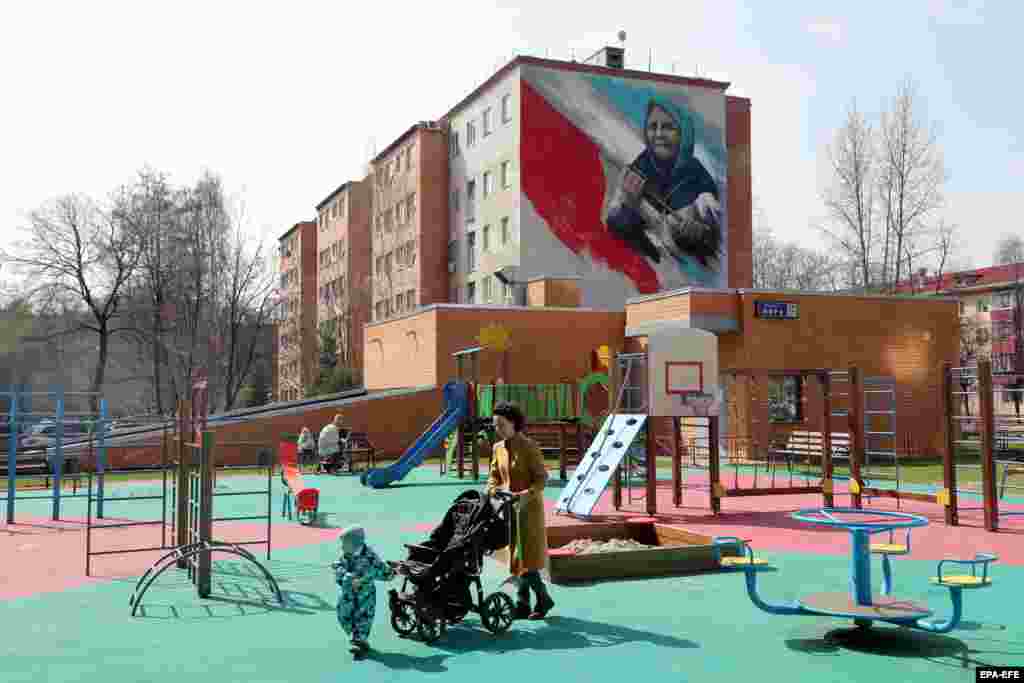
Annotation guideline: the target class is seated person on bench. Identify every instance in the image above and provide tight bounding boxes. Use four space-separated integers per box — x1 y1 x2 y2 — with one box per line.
318 414 350 473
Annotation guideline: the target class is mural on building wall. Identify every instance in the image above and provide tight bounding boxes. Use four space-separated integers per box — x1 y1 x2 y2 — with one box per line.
520 66 728 294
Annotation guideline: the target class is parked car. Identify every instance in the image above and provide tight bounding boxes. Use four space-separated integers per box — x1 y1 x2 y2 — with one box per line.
19 423 88 451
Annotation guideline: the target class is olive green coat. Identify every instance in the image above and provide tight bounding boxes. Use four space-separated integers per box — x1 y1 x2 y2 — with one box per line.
486 432 549 575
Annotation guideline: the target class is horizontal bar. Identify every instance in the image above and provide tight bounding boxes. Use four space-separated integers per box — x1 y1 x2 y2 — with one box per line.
87 545 170 557
722 485 822 497
212 490 270 497
88 520 168 530
97 495 167 503
211 515 269 522
860 488 937 503
219 540 271 547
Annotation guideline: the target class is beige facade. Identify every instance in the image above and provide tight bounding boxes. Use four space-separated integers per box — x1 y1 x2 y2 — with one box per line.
276 221 317 401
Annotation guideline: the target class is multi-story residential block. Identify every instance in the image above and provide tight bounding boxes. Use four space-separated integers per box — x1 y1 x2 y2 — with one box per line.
899 262 1024 403
441 48 753 308
315 180 372 372
276 221 318 401
368 122 449 322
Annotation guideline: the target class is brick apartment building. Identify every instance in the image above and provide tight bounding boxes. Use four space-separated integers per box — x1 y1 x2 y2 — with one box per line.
276 221 318 401
898 262 1023 404
442 48 752 307
315 180 372 373
368 122 450 322
279 46 753 395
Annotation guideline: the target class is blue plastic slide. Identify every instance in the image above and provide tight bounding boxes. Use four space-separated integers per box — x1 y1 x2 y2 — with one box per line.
361 382 470 488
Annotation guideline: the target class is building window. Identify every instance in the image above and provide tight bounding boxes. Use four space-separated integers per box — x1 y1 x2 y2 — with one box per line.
768 376 803 423
467 281 477 304
501 93 512 123
501 217 511 245
467 121 476 147
959 301 966 316
407 193 416 222
405 146 413 168
998 291 1012 308
466 180 476 222
483 171 493 198
500 161 511 189
482 225 490 252
467 232 477 272
451 188 460 212
405 289 415 310
483 107 492 136
450 131 460 158
448 240 457 270
977 296 991 313
503 282 513 304
483 275 492 303
394 154 402 173
395 201 404 224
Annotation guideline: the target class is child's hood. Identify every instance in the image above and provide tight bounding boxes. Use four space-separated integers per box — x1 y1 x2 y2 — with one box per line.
339 525 366 555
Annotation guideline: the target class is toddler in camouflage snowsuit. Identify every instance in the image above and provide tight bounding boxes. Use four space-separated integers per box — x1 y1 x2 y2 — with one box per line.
333 525 395 656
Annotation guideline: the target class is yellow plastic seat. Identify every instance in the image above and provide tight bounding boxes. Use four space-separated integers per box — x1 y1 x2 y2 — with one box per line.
930 575 992 589
720 556 768 567
870 543 909 555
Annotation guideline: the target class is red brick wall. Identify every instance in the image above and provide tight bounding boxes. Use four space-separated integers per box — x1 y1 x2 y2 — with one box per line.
299 221 319 390
85 387 447 469
417 128 450 306
347 179 373 372
726 96 752 290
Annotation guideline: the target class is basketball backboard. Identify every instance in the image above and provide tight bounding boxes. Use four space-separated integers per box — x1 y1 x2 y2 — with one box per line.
646 326 719 418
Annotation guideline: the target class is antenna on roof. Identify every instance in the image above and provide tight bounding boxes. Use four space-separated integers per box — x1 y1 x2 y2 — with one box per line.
618 30 627 47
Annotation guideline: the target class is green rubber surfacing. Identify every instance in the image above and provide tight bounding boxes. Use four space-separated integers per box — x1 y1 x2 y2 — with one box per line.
1 469 1021 682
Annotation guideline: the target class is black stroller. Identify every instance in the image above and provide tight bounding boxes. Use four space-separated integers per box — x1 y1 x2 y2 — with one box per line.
388 489 518 643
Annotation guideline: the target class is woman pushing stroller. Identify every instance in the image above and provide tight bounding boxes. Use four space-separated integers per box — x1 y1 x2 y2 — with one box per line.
486 402 555 620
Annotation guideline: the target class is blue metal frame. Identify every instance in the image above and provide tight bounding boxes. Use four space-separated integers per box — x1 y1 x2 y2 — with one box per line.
737 507 992 635
2 386 109 523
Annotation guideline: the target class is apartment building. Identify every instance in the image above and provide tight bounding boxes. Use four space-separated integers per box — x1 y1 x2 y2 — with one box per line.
276 221 318 401
441 48 753 309
368 121 449 322
315 180 372 372
899 262 1024 380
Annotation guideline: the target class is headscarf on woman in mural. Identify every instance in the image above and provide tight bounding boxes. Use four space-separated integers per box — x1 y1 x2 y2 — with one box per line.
605 96 723 283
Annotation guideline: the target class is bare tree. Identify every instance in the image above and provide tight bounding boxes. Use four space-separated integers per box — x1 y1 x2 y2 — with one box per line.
819 101 877 290
931 219 959 293
1 195 142 412
753 224 842 292
216 219 278 411
877 77 947 291
994 234 1024 266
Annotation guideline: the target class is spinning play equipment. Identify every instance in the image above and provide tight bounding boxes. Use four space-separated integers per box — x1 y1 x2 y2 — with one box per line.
362 381 470 488
739 507 998 634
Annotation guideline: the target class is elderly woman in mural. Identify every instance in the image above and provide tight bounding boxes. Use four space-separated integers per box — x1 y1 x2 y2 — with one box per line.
606 97 723 283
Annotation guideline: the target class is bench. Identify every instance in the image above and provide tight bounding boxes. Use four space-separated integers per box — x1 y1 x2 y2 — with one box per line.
345 431 376 473
766 431 851 467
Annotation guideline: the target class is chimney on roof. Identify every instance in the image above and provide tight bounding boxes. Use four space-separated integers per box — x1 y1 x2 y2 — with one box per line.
583 46 625 69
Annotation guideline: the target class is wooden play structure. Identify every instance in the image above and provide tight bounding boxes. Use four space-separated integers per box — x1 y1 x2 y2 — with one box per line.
447 343 610 482
558 323 1014 529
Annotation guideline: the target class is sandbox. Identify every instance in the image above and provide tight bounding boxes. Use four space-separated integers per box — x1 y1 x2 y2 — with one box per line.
544 518 743 583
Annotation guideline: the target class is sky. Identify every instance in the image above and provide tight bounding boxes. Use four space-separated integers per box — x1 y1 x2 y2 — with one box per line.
1 0 1019 279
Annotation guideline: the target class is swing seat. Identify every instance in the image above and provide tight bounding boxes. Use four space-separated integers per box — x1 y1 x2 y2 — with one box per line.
929 553 997 589
870 543 909 555
929 575 992 589
720 556 769 567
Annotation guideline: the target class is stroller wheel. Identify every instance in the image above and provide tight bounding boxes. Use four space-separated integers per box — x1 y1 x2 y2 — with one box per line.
481 592 515 634
390 601 418 637
416 607 444 643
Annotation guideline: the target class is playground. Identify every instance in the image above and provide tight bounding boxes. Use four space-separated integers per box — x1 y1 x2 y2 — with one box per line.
3 324 1024 680
2 462 1023 682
